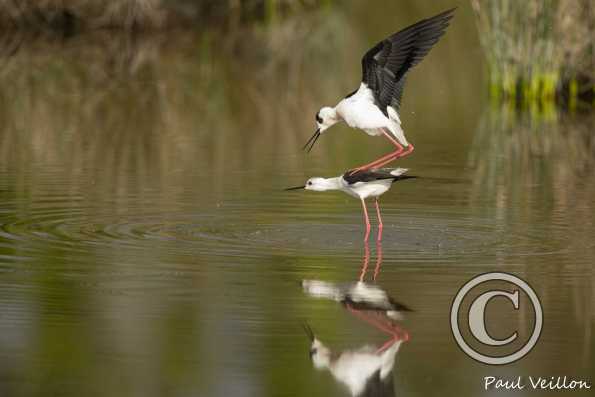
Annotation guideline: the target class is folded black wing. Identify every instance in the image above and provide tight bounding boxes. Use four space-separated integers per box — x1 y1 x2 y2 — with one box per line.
343 169 415 185
361 8 455 115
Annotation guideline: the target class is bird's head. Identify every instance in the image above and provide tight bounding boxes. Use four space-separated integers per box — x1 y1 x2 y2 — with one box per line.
285 177 340 192
303 323 332 370
304 177 333 191
303 107 339 152
316 107 338 132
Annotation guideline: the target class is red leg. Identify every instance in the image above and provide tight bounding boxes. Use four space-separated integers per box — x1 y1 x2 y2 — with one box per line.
350 145 402 173
377 337 399 353
361 198 370 242
397 143 414 159
400 328 410 342
345 304 410 353
375 198 383 242
373 241 383 281
350 129 414 175
381 130 415 160
368 142 415 170
364 130 414 168
382 129 403 147
371 135 415 168
358 241 371 282
346 305 397 336
376 324 409 353
349 129 404 175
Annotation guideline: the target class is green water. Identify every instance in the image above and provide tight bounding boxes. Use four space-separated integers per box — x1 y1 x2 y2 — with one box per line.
0 2 593 396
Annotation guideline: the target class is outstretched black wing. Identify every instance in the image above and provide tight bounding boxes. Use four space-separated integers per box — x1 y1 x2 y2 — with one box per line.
361 8 456 115
342 169 416 185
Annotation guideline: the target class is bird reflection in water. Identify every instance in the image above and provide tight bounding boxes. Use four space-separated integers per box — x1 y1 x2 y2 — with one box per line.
302 242 411 396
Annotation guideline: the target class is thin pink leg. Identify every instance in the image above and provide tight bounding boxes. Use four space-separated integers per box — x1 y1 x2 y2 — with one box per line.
372 131 415 168
367 130 414 168
368 141 415 170
375 198 383 242
376 324 410 353
346 305 397 336
361 198 370 242
400 328 410 342
345 304 410 353
373 241 383 281
358 241 371 282
397 142 414 159
377 337 399 353
381 130 414 160
350 129 404 175
382 129 402 147
351 146 402 173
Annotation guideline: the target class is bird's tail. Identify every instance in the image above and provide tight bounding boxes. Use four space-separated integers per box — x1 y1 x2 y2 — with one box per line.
389 168 409 177
387 107 409 146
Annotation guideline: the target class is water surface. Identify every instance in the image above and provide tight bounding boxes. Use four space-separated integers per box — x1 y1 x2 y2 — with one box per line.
0 1 593 396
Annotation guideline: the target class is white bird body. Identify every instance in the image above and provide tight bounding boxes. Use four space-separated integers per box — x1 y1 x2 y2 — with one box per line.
304 8 456 172
309 175 393 200
303 280 392 307
335 83 407 144
304 323 405 397
304 168 411 200
287 168 416 241
301 282 411 396
329 341 402 397
342 177 392 200
302 279 412 321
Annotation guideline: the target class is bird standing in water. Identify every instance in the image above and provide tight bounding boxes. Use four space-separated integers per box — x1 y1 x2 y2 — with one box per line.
303 314 408 397
285 168 415 242
304 8 456 173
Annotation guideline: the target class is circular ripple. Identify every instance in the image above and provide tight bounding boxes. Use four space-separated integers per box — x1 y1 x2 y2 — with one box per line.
0 197 576 263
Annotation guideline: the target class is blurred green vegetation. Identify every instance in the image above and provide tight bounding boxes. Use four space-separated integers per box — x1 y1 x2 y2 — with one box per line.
471 0 594 107
0 1 483 196
469 104 595 215
0 0 328 31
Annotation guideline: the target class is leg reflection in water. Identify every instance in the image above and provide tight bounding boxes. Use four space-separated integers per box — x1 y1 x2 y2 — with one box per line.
302 244 411 396
358 240 384 282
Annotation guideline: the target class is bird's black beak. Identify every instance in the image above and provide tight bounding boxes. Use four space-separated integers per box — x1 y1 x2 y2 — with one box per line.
302 128 320 153
302 322 315 342
284 185 305 191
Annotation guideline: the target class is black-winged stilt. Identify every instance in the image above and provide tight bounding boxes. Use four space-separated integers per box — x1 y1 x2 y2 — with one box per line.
302 279 412 321
302 288 410 397
304 8 456 173
285 168 416 242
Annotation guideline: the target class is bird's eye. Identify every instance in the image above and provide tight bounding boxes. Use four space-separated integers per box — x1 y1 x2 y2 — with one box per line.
309 348 318 357
307 181 313 186
315 114 322 124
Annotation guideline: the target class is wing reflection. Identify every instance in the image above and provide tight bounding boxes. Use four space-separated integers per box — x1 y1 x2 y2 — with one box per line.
302 243 411 397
